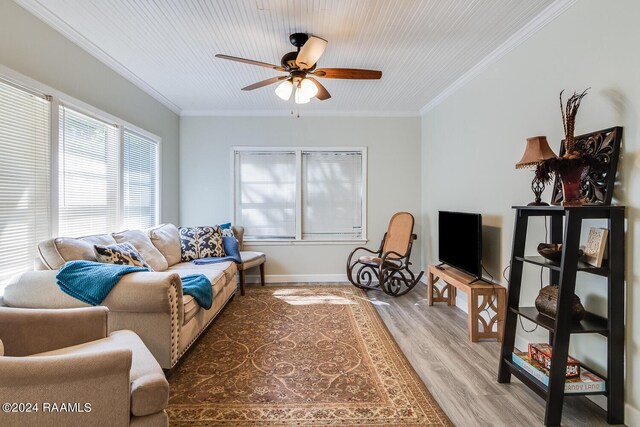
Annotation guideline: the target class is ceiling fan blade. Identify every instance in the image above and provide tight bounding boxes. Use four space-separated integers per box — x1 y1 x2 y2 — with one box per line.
314 68 382 79
307 77 331 100
242 76 288 91
296 36 328 70
215 54 286 72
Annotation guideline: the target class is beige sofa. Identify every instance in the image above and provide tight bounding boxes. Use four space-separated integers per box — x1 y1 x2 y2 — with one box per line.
2 224 241 369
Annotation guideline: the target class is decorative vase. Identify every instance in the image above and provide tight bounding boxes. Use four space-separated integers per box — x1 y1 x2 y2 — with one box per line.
559 165 587 206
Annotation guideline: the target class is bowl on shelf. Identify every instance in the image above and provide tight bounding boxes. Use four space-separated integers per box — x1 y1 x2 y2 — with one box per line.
537 243 584 263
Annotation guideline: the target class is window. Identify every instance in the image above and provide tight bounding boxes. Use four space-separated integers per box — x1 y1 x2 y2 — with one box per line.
302 151 363 240
234 147 366 241
58 105 119 236
235 151 296 239
123 129 159 229
0 71 161 289
0 79 50 285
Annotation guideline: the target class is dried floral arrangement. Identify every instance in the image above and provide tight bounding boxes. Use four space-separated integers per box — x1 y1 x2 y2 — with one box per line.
535 88 603 182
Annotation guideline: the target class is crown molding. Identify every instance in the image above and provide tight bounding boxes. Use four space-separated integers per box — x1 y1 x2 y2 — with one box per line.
180 109 420 118
419 0 578 116
14 0 182 115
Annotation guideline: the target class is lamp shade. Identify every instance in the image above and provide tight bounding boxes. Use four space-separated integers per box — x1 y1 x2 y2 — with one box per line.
294 85 310 104
275 79 293 101
298 78 319 99
516 136 557 169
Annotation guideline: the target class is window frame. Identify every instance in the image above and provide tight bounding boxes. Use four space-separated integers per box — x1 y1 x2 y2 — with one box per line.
232 146 367 245
0 66 161 240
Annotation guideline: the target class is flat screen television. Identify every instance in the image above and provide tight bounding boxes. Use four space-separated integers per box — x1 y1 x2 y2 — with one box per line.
438 211 482 279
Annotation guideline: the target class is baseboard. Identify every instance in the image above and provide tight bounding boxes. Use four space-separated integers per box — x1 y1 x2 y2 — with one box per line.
626 402 640 426
243 274 348 284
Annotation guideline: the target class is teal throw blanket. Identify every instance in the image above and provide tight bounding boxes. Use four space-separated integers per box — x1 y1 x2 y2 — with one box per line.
56 260 148 306
180 274 213 309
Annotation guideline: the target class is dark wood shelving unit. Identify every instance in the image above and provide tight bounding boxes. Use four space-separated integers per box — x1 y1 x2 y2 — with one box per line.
498 205 625 426
515 255 610 277
511 307 609 335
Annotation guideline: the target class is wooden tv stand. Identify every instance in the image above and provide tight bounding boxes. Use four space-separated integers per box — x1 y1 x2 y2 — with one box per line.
427 264 506 342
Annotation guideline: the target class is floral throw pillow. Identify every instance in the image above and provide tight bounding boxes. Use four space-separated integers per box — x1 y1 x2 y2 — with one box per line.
94 242 152 270
179 226 226 261
220 222 235 238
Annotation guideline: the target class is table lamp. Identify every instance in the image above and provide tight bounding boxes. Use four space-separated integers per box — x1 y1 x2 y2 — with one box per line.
516 136 557 206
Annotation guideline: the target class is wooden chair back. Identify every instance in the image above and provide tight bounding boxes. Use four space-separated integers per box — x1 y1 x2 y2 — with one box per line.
382 212 415 258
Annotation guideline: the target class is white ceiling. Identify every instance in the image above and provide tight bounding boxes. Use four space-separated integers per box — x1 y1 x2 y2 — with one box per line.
16 0 572 116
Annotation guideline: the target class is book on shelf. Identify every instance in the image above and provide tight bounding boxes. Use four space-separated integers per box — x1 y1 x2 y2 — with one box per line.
582 227 608 267
512 350 606 393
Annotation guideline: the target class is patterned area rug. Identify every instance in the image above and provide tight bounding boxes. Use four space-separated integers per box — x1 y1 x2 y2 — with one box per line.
167 286 451 426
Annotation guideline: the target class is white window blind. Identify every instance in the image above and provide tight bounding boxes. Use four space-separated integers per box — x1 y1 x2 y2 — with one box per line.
0 79 50 285
302 151 363 239
123 129 158 230
58 105 119 237
235 151 296 239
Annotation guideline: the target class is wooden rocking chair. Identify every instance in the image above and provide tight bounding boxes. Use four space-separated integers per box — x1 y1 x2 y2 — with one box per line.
347 212 423 296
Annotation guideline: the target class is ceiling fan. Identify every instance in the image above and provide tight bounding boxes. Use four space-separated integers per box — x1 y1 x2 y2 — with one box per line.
215 33 382 104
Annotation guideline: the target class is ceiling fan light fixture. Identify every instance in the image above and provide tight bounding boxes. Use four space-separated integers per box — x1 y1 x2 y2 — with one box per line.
275 79 293 100
294 86 311 104
298 78 319 99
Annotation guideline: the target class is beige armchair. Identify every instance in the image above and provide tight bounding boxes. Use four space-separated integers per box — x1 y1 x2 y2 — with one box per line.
233 226 266 295
0 306 169 427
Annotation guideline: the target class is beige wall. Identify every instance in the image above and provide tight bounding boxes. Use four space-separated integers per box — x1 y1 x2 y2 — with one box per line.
180 116 422 279
421 0 640 420
0 0 180 223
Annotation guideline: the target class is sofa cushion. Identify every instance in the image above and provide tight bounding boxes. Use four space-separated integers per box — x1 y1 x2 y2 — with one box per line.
182 295 200 325
37 234 117 270
179 226 225 261
171 267 228 325
95 242 151 269
169 261 236 282
112 230 168 272
148 224 181 267
32 330 168 417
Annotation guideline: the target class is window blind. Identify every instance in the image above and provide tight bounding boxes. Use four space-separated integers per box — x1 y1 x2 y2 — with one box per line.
235 151 296 239
123 129 158 229
0 80 50 285
302 151 363 239
58 105 119 237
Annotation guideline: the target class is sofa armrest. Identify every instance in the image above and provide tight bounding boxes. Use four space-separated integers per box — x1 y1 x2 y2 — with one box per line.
0 306 108 357
103 272 183 315
104 272 184 369
4 270 90 309
0 350 132 426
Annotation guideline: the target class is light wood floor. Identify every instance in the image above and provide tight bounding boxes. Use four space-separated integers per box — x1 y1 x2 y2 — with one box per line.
364 282 621 427
249 282 621 427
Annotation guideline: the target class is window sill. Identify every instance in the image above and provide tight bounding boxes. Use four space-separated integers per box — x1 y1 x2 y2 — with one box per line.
243 239 368 247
